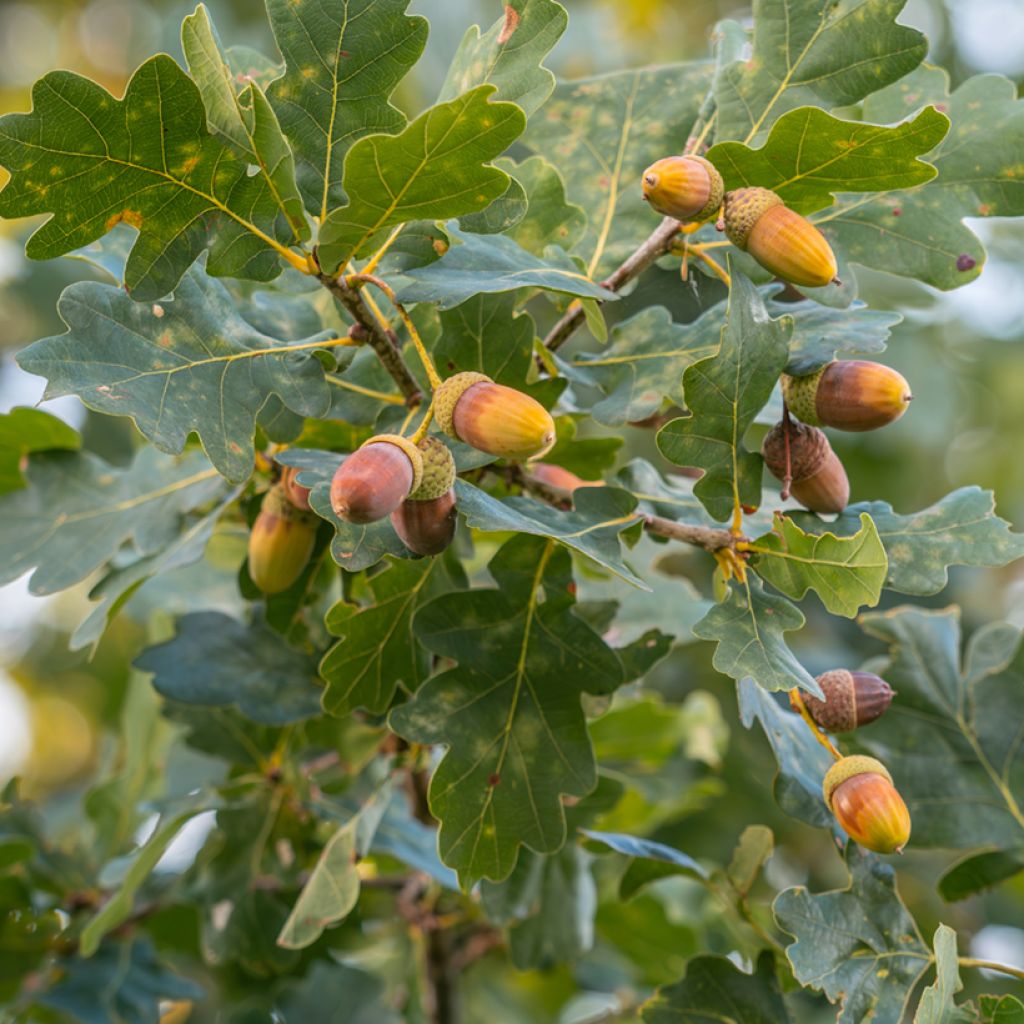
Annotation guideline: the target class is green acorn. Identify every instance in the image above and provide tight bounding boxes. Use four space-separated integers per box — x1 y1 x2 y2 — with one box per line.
248 484 318 595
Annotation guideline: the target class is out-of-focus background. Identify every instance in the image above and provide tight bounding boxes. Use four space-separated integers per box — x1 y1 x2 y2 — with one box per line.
1 0 1023 1000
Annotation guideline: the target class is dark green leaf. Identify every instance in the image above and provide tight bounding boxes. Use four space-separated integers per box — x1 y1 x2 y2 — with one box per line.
583 830 708 900
938 848 1024 903
0 407 80 495
498 155 586 255
277 962 400 1024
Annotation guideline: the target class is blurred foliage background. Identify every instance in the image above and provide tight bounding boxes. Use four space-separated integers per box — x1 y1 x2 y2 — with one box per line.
1 0 1023 1016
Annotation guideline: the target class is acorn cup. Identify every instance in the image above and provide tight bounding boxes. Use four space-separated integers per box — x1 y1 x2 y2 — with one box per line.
762 421 850 513
823 755 911 854
782 361 912 432
722 187 839 289
390 437 458 557
434 372 555 460
641 155 724 222
330 434 424 525
278 464 312 511
248 484 319 595
804 670 895 732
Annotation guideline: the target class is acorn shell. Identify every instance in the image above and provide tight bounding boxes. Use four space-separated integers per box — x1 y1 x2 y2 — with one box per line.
248 485 318 594
747 204 838 288
642 155 724 222
391 489 457 556
531 462 603 492
803 669 895 732
329 436 423 524
784 361 912 432
824 757 911 855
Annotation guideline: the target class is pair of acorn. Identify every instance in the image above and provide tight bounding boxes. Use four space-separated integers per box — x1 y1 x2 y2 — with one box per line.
641 154 913 515
805 668 911 855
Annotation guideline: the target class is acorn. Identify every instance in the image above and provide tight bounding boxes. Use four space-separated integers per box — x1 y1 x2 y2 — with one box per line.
248 484 318 595
782 361 912 432
823 755 911 854
390 437 458 556
641 155 724 222
434 372 555 460
278 464 312 511
530 462 604 492
762 421 849 513
722 187 839 288
803 670 894 732
330 434 424 524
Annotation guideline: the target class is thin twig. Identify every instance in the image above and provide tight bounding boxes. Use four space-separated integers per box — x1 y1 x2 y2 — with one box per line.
957 957 1024 982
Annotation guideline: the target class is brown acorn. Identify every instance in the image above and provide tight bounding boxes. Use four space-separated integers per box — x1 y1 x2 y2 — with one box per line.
330 434 424 524
803 670 894 732
531 462 604 492
783 361 912 432
642 155 724 222
722 187 839 288
390 437 458 556
823 755 911 854
278 464 312 511
762 421 850 513
434 372 555 460
248 484 318 595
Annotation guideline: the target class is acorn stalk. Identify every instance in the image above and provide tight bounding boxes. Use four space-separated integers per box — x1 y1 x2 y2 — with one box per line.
248 484 318 595
823 755 911 854
783 361 912 432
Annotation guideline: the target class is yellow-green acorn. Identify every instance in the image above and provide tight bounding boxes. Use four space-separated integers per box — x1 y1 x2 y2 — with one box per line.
761 421 850 513
330 434 424 525
248 484 318 595
434 372 555 460
390 437 459 557
803 670 895 732
783 361 912 432
823 755 911 854
641 155 724 222
723 187 839 288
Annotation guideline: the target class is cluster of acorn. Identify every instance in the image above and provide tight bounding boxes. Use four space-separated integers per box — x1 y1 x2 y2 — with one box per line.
804 668 911 854
641 154 913 514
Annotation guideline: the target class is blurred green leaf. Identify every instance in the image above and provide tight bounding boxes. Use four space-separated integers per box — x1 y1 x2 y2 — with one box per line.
938 848 1024 903
0 407 80 495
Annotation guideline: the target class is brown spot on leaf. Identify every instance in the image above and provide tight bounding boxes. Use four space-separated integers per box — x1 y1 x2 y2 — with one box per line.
105 209 143 232
488 773 501 787
891 208 901 217
498 5 519 44
956 253 977 272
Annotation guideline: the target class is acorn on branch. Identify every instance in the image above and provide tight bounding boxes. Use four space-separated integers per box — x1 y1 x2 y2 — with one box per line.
803 670 894 732
248 484 318 595
278 464 312 511
330 434 424 524
722 187 839 288
823 755 911 854
783 361 912 432
530 462 604 493
390 437 458 557
762 420 850 513
641 155 724 222
434 372 555 460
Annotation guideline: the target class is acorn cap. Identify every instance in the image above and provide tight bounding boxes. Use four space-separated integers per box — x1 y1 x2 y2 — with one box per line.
823 755 892 809
363 434 424 494
409 436 456 501
761 421 831 483
782 368 826 427
804 669 895 732
434 372 491 438
723 187 784 250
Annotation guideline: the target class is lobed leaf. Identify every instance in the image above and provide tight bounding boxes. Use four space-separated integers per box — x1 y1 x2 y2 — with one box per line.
0 408 80 495
915 925 974 1024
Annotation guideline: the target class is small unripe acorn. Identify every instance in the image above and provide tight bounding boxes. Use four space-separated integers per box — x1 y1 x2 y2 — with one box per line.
278 464 312 511
392 490 457 556
641 155 724 222
762 421 850 513
823 755 911 854
531 462 604 492
434 372 555 460
723 187 839 288
330 434 424 524
804 670 895 732
782 361 912 432
248 485 318 595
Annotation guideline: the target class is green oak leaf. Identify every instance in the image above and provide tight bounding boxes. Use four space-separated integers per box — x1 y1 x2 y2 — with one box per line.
694 577 821 695
657 271 791 522
498 155 586 255
454 479 646 588
709 105 947 214
816 67 1024 290
0 56 301 299
750 512 887 617
182 4 307 241
980 996 1024 1024
389 535 625 886
135 611 323 724
774 847 930 1024
641 952 792 1024
278 962 399 1024
0 448 222 595
266 0 427 219
321 558 458 716
439 0 567 117
789 488 1024 595
0 408 80 495
584 830 708 900
728 825 776 896
396 222 614 309
781 297 899 375
713 0 927 144
317 87 525 272
938 848 1024 903
17 268 335 483
522 62 712 278
459 175 528 235
855 607 1024 856
915 926 974 1024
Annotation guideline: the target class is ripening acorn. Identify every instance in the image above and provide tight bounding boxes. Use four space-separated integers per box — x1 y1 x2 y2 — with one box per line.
330 434 424 524
278 464 312 511
248 484 318 595
804 670 894 733
390 437 458 557
722 187 839 289
782 361 912 432
641 155 724 222
531 462 604 492
435 372 555 460
823 755 911 854
762 421 850 513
